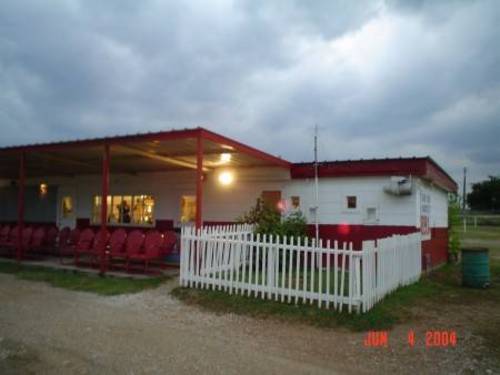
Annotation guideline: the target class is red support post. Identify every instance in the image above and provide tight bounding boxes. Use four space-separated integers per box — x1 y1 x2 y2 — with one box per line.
16 152 25 262
100 143 110 274
195 134 203 229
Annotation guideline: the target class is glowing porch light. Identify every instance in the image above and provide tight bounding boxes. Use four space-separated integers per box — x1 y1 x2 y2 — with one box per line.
219 153 232 164
39 183 48 196
218 171 234 186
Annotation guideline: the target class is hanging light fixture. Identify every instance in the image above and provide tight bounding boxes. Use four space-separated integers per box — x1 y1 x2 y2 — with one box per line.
218 170 234 186
219 153 232 164
39 182 48 197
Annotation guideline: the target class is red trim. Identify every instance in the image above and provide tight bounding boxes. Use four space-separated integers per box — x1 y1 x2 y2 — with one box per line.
308 224 449 268
195 133 203 229
309 224 418 249
200 128 291 168
99 144 110 274
292 157 457 192
76 218 174 232
16 152 25 261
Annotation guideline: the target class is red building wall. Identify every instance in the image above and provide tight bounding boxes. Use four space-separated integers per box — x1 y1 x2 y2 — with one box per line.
307 224 448 269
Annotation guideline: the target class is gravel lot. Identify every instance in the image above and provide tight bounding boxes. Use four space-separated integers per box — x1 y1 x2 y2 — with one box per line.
0 273 497 375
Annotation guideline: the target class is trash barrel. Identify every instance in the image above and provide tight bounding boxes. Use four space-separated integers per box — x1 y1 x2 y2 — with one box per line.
461 247 490 288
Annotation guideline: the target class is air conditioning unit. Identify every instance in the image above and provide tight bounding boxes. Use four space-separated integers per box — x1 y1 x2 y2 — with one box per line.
384 176 412 196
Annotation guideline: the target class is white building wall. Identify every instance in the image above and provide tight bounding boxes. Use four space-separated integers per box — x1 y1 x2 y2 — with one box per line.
39 167 290 227
30 169 449 229
415 179 449 228
283 176 419 227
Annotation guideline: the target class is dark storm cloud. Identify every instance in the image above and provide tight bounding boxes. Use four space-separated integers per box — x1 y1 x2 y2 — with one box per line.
0 0 498 186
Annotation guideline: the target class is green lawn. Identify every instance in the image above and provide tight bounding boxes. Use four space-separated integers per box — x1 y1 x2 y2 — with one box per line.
0 261 168 295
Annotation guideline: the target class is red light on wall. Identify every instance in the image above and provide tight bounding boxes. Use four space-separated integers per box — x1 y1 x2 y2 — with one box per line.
277 199 286 212
338 222 350 235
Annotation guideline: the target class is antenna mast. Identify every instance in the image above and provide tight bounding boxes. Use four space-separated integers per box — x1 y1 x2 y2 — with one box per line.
314 125 319 245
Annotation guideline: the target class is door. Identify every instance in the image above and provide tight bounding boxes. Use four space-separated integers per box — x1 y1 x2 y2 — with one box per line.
57 187 76 229
261 191 282 212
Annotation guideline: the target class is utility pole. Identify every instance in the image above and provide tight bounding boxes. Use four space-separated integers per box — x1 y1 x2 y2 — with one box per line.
314 125 319 246
463 167 467 233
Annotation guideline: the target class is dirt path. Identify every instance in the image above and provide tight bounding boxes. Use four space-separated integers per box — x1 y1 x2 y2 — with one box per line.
0 274 497 375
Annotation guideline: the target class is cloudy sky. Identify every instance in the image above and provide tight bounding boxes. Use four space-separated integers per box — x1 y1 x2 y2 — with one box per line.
1 0 499 186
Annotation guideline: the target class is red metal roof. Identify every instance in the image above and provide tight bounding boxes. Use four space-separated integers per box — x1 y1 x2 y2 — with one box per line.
0 127 291 178
291 157 458 192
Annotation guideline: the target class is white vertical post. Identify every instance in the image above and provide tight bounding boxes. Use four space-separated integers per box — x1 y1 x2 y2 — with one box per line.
287 236 294 303
326 240 331 309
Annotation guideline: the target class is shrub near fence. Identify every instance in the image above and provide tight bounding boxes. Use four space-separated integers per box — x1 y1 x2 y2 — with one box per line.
180 225 422 313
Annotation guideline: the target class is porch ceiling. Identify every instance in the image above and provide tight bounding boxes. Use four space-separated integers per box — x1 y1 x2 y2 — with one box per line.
0 128 290 179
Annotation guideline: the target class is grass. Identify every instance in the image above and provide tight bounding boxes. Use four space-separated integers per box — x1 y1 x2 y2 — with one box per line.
172 225 500 333
172 268 457 332
0 261 168 295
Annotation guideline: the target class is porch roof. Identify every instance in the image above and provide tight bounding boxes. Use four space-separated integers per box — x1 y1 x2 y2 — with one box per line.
0 127 291 179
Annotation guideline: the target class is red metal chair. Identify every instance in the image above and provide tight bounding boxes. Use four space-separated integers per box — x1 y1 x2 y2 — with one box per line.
161 231 177 256
58 227 79 263
28 227 46 253
45 226 59 253
106 229 128 269
73 228 95 266
21 226 34 252
0 225 11 247
127 230 163 273
86 229 111 266
2 225 20 253
124 230 146 272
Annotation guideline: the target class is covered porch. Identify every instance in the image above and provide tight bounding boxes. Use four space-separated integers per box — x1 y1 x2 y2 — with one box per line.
0 127 290 274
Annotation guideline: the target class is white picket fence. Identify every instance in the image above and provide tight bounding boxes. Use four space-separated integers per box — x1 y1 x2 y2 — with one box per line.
180 225 422 313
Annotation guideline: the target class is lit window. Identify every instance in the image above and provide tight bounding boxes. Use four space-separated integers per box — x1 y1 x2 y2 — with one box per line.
291 196 300 209
61 196 73 218
181 196 196 223
347 196 357 209
92 195 155 226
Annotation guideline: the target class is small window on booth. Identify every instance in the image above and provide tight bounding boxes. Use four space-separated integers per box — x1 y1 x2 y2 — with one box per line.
366 207 377 223
181 196 196 223
61 196 74 218
291 196 300 209
347 196 357 209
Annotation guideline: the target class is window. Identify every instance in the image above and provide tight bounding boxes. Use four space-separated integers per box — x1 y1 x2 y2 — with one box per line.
347 196 357 209
180 196 196 223
61 196 74 218
366 207 377 223
291 196 300 209
92 195 155 226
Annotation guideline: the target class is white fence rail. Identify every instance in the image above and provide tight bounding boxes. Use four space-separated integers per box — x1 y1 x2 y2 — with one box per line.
180 226 422 313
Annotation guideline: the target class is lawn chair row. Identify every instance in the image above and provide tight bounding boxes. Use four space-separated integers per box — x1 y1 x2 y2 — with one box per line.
0 224 58 256
67 227 176 272
0 224 177 273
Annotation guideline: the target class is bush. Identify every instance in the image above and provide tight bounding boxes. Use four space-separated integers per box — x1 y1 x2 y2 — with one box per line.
237 198 308 238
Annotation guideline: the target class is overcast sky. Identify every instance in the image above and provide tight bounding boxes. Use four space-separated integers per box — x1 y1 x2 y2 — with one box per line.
1 1 499 187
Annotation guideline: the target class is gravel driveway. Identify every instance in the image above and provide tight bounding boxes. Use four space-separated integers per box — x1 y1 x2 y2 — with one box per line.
0 274 497 374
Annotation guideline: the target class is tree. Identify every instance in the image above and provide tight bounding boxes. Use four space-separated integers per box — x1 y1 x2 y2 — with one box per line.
448 194 461 262
467 176 500 211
